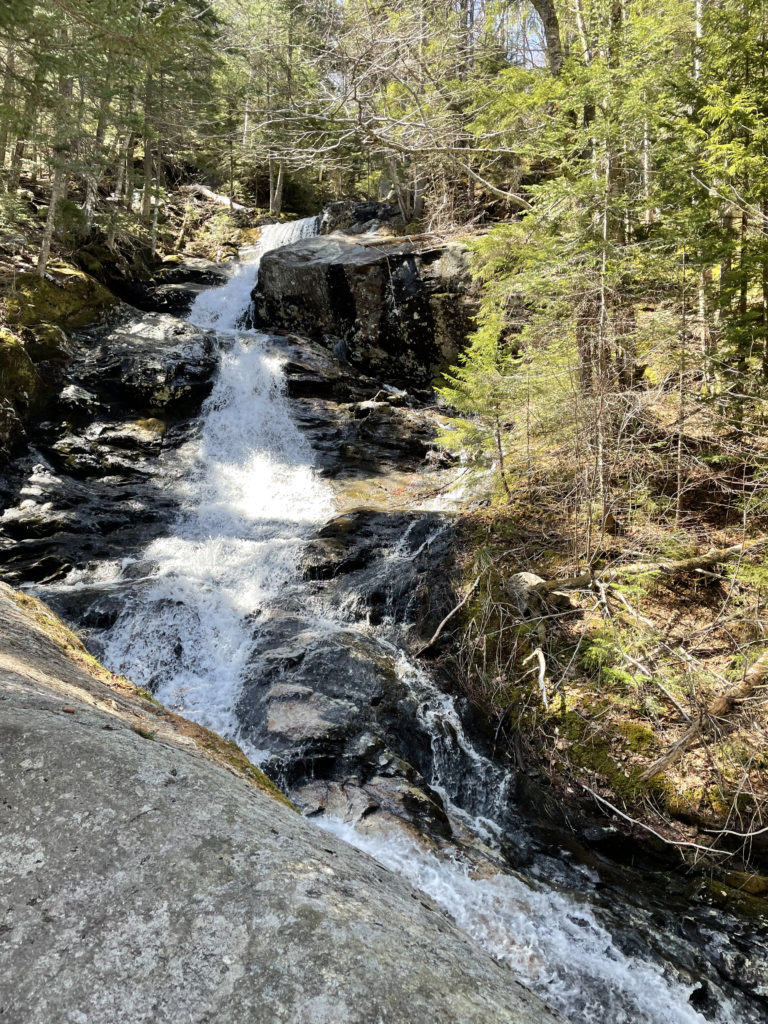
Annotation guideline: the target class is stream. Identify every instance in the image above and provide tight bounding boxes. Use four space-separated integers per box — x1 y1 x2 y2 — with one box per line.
3 218 767 1024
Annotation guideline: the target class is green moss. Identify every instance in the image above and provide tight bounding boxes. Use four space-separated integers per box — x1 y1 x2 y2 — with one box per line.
199 734 297 810
618 720 658 753
4 266 115 331
135 417 167 435
22 323 69 363
134 686 162 706
0 326 43 411
134 726 157 740
701 877 768 918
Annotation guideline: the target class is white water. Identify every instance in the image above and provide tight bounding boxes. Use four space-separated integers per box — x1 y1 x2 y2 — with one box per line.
188 216 319 330
318 817 733 1024
56 217 758 1024
95 217 333 753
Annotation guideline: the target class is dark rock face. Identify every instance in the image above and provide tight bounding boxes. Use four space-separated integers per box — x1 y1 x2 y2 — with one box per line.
253 235 475 388
0 307 217 585
320 200 404 235
116 257 231 315
236 506 458 838
71 309 218 414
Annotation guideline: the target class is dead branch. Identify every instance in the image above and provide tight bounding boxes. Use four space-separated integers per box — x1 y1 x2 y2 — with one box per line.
180 184 253 214
640 649 768 782
416 573 483 656
619 652 692 722
522 647 549 708
536 536 768 594
356 233 441 247
577 781 731 856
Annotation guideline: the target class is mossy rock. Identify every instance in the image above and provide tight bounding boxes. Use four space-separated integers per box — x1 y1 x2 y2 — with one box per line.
701 876 768 918
4 265 115 331
0 327 43 412
134 416 167 435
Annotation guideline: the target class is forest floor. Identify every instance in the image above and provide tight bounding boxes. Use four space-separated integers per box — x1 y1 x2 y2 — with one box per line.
443 394 768 904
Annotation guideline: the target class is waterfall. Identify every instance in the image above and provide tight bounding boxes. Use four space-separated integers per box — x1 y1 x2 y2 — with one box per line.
188 215 320 330
44 214 761 1024
95 216 332 754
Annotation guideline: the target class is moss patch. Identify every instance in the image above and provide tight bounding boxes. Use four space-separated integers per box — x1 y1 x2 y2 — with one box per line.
3 264 115 331
0 326 43 412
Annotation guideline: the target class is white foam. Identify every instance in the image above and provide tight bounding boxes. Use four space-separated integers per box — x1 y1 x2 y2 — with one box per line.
189 216 319 331
318 817 741 1024
95 217 332 755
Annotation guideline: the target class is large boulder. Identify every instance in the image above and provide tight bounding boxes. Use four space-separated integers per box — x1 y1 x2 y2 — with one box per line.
253 235 475 388
0 582 567 1024
70 308 218 415
320 200 404 235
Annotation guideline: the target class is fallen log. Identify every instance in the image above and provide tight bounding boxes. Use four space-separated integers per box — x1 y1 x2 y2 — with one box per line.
356 233 441 248
535 536 768 594
180 183 253 214
640 649 768 782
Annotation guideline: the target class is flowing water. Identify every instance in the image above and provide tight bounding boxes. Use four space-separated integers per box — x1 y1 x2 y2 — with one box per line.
35 219 767 1024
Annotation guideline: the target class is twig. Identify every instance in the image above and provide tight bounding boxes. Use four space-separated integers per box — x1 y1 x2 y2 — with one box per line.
611 589 655 627
576 781 730 855
522 647 548 709
620 653 692 722
416 573 483 656
702 825 768 838
537 536 768 593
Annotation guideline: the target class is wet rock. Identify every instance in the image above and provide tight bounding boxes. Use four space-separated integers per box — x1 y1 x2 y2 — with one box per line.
134 258 231 314
306 509 455 630
58 383 101 421
0 455 176 586
253 235 476 388
1 582 566 1024
71 309 218 415
236 614 456 835
238 623 398 761
0 328 45 460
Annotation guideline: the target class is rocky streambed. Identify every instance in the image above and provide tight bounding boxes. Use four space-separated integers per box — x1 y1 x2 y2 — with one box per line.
1 221 767 1024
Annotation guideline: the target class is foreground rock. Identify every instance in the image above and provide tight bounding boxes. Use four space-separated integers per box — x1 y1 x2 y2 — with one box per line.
0 583 566 1024
253 234 475 388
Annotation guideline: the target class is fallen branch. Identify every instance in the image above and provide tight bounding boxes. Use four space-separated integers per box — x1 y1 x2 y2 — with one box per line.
536 536 768 594
620 652 692 722
180 183 254 214
640 649 768 782
577 781 730 855
416 573 483 657
356 233 441 248
522 647 549 708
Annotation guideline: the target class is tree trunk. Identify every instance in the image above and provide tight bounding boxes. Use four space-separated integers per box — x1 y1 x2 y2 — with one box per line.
142 139 154 221
124 132 136 209
37 32 72 277
37 162 66 277
83 90 110 232
0 42 15 169
8 64 44 190
269 158 284 216
530 0 563 75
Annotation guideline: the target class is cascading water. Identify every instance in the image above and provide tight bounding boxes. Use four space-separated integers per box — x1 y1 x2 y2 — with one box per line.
79 216 333 754
40 217 765 1024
